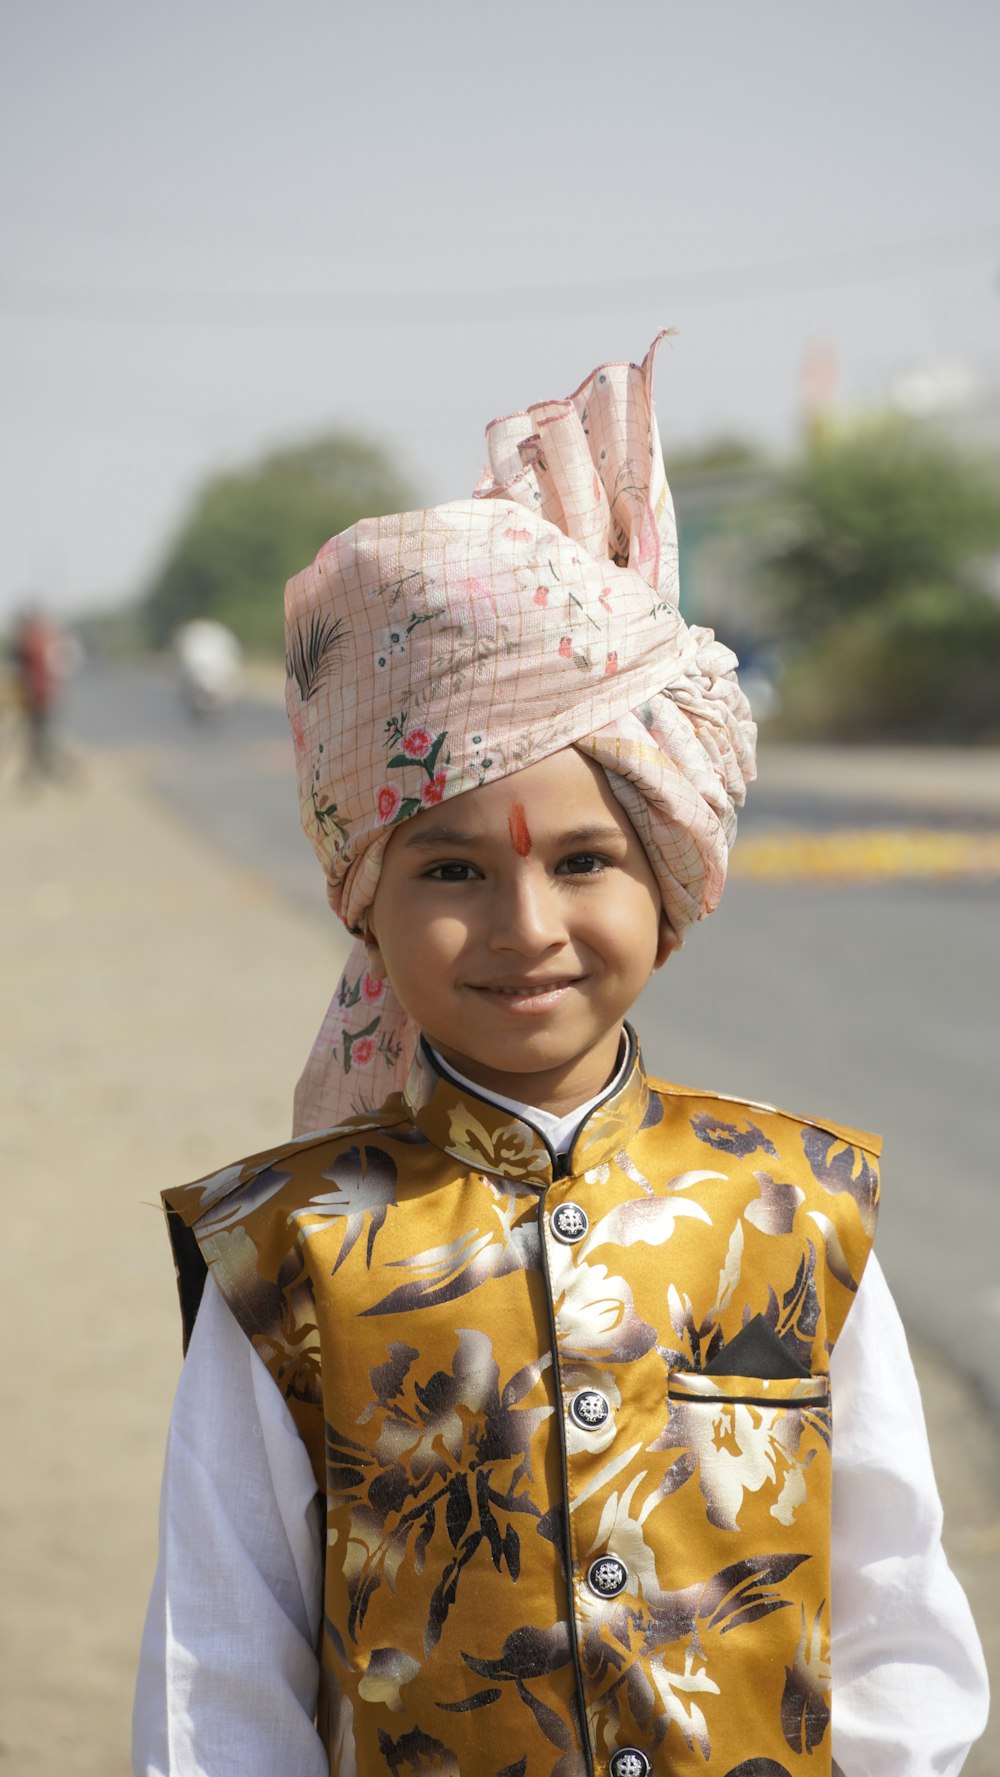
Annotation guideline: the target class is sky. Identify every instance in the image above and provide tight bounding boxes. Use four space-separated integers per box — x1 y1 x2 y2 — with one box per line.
2 0 998 620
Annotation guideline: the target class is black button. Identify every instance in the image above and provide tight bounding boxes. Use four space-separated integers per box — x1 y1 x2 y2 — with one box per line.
550 1201 588 1243
570 1389 610 1430
609 1752 651 1777
587 1554 627 1598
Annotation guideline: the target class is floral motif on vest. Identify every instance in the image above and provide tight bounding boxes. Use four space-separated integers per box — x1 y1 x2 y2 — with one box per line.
165 1032 879 1777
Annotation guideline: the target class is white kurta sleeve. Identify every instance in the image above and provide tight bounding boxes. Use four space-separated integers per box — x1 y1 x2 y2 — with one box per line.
829 1252 989 1775
132 1272 327 1777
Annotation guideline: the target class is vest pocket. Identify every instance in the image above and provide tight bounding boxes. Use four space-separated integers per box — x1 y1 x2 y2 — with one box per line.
666 1370 830 1409
652 1369 834 1759
660 1368 832 1536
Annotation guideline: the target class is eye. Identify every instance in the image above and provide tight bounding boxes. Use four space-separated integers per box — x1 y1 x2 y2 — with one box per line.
424 860 482 883
558 852 610 876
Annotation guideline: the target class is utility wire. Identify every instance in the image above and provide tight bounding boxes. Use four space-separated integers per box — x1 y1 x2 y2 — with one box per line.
1 223 998 328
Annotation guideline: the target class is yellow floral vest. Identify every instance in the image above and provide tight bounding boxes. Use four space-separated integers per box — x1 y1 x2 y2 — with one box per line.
164 1030 880 1777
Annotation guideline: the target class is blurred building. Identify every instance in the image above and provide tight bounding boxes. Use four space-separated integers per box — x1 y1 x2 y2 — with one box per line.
889 357 1000 454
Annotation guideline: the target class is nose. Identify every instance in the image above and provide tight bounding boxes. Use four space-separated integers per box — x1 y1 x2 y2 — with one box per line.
487 867 567 957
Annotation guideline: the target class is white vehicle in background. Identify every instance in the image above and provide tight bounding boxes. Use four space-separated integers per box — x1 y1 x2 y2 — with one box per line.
174 619 243 718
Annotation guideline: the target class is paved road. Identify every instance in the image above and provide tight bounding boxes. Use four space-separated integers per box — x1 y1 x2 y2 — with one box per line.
66 662 1000 1416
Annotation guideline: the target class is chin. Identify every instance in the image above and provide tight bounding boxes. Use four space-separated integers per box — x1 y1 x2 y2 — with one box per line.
463 1030 601 1079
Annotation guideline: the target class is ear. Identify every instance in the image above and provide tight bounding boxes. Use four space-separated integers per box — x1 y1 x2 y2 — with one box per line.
652 911 677 972
362 914 387 981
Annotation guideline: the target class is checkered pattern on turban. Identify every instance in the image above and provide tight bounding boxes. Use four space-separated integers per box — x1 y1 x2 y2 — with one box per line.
285 333 756 1132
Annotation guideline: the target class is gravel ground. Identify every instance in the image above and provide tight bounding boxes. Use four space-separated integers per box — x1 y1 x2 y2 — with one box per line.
0 752 993 1774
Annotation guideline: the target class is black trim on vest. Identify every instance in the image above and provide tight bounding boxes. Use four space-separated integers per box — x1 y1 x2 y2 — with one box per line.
536 1185 595 1777
166 1207 209 1354
668 1388 832 1410
423 1036 564 1178
564 1024 638 1177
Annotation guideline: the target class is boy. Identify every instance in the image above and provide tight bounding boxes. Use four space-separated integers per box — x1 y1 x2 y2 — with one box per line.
134 339 987 1775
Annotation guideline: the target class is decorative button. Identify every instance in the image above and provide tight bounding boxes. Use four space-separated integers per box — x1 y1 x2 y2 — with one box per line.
550 1201 589 1243
609 1752 651 1777
587 1554 627 1598
570 1389 610 1430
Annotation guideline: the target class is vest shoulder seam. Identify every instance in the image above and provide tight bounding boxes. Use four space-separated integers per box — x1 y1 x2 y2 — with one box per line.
645 1075 882 1157
164 1110 414 1224
209 1109 411 1178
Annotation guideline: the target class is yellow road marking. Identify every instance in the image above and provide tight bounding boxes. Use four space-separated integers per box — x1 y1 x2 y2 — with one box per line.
731 829 1000 883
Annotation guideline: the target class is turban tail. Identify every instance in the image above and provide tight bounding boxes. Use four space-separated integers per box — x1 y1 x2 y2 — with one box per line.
285 333 756 1133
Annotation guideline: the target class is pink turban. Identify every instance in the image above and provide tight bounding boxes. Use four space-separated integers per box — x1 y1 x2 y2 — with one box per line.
285 333 756 1133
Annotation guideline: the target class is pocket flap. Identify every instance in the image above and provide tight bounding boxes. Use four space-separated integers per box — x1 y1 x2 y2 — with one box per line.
667 1369 830 1408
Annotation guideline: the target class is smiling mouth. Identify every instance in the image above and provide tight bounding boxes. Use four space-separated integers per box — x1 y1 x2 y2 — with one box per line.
469 978 583 1014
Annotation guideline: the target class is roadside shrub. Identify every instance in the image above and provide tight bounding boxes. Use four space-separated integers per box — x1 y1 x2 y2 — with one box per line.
777 584 1000 743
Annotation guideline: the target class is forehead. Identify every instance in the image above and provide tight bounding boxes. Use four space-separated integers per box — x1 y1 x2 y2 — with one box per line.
396 749 629 848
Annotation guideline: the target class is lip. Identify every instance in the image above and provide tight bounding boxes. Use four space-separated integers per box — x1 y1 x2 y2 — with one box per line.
469 978 582 1016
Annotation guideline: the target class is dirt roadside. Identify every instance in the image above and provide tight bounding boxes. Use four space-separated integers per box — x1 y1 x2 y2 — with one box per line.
0 753 994 1775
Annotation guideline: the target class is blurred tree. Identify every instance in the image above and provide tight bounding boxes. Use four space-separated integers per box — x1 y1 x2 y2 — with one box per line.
767 420 1000 641
778 584 1000 742
763 419 1000 741
143 435 415 654
666 437 765 477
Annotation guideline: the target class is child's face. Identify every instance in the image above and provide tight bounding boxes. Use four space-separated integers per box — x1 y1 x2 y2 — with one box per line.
364 748 673 1110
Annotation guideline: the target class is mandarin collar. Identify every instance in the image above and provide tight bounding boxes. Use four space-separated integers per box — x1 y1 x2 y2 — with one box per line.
402 1024 650 1186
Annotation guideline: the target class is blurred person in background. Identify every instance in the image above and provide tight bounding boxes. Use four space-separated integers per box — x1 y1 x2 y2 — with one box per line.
174 617 243 720
6 605 75 785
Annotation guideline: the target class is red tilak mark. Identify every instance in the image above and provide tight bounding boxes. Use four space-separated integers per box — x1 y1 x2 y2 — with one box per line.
508 803 533 858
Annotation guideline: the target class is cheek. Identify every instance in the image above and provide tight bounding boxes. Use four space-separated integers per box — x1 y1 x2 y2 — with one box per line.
382 904 467 983
603 886 662 975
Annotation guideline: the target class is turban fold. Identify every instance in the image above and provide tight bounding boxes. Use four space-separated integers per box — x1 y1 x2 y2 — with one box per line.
285 333 756 1133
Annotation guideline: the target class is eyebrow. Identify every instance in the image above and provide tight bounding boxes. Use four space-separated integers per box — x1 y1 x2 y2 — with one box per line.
402 822 628 852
